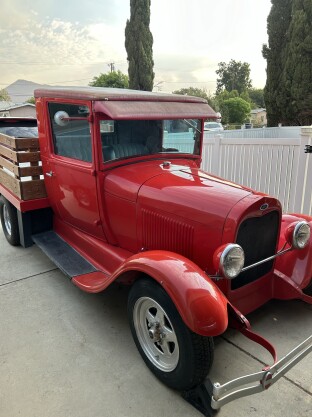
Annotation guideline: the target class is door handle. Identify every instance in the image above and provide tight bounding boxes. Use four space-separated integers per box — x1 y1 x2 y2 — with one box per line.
45 171 54 177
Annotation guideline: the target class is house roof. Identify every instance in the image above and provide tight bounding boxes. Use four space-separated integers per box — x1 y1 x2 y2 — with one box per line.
251 108 266 114
0 102 35 111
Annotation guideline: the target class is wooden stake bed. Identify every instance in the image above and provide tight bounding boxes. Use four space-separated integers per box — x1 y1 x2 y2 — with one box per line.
0 133 47 201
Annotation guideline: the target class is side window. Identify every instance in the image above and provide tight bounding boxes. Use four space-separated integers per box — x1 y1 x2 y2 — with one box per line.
48 103 92 162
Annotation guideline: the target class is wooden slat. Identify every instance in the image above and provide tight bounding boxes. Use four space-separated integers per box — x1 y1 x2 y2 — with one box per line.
19 165 43 177
17 151 41 163
0 156 43 177
0 168 46 200
0 169 22 199
0 145 41 163
0 133 16 148
21 179 47 200
0 156 18 176
15 138 39 151
0 144 18 162
0 133 39 150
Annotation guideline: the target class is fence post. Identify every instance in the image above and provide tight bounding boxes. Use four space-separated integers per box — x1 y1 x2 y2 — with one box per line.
212 134 221 175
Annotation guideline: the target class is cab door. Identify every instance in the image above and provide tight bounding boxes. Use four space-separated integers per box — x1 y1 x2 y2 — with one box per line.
43 101 104 239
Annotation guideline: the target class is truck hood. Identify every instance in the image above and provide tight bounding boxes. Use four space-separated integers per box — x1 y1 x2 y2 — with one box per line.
105 161 254 226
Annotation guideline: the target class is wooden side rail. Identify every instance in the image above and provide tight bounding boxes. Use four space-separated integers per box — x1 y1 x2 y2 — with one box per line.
0 133 47 201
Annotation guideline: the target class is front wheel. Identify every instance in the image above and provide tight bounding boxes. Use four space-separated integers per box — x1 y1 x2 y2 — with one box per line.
128 278 214 391
0 197 20 246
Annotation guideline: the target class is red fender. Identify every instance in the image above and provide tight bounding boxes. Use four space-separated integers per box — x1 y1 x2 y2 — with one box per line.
113 250 228 337
275 214 312 289
73 250 229 336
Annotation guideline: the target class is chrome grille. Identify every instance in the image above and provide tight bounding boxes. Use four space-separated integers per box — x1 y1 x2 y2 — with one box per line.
232 211 280 290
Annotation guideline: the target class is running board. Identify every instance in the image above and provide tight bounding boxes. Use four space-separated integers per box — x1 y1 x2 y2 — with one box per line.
32 231 113 293
32 231 97 278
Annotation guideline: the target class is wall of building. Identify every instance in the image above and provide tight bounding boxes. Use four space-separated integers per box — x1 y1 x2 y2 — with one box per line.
8 106 36 118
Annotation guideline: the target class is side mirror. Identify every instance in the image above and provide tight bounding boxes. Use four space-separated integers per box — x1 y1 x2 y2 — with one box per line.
54 109 91 126
54 111 70 126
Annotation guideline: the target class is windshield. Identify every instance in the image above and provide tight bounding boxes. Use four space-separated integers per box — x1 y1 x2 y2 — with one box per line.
100 119 202 162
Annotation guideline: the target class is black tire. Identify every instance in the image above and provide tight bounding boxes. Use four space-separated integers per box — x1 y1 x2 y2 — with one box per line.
0 196 20 246
303 279 312 296
128 278 214 391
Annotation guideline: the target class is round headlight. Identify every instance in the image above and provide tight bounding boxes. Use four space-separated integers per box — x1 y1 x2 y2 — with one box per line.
293 221 310 249
219 244 245 279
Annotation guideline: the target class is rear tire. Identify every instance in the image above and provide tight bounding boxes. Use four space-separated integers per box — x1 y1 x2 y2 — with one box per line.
0 197 20 246
303 279 312 296
128 278 214 391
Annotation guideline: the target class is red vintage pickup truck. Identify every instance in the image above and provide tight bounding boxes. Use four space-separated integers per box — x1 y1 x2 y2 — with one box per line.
0 87 311 414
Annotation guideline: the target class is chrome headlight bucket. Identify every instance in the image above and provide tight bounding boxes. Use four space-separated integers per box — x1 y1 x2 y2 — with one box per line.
215 244 245 279
292 221 310 249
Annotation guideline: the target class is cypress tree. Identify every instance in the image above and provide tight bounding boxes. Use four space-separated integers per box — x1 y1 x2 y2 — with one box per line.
262 0 292 126
281 0 312 125
125 0 154 91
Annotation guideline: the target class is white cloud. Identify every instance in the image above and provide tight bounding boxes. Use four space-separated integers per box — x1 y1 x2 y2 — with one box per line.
1 0 272 92
0 11 127 86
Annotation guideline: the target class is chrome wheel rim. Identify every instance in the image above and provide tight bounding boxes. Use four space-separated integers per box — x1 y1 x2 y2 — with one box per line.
133 297 179 372
3 205 12 236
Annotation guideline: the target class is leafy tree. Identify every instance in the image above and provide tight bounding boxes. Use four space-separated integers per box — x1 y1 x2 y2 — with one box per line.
281 0 312 125
172 87 216 107
89 70 129 88
216 60 252 94
26 97 36 104
220 97 251 124
247 88 265 109
0 89 10 101
125 0 154 91
262 0 293 125
213 90 240 113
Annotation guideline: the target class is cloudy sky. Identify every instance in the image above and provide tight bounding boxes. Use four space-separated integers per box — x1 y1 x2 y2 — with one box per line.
0 0 272 93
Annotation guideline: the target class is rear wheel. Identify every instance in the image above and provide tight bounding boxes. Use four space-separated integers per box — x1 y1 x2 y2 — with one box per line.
128 278 214 391
0 197 20 246
303 279 312 296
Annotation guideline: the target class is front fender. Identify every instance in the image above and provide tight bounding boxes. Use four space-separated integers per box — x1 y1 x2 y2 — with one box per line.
275 214 312 289
114 250 229 337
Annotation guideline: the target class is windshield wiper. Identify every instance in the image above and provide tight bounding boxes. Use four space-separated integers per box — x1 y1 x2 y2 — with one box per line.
183 119 202 134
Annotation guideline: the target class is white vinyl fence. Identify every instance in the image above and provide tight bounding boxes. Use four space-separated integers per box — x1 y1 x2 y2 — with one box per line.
201 127 312 216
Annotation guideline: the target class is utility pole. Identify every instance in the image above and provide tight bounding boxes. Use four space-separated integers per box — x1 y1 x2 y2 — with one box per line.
108 62 115 73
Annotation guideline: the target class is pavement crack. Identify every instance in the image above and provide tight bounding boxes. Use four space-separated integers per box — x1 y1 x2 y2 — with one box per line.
0 268 58 288
221 335 312 397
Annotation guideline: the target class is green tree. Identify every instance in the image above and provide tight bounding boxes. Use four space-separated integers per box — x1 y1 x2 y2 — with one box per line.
26 97 36 104
0 89 10 101
89 70 129 88
262 0 293 126
213 90 240 113
216 60 252 94
281 0 312 125
125 0 154 91
172 87 216 107
220 97 251 124
247 88 265 109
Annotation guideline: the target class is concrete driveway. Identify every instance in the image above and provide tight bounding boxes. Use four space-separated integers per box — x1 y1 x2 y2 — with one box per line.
0 229 311 417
